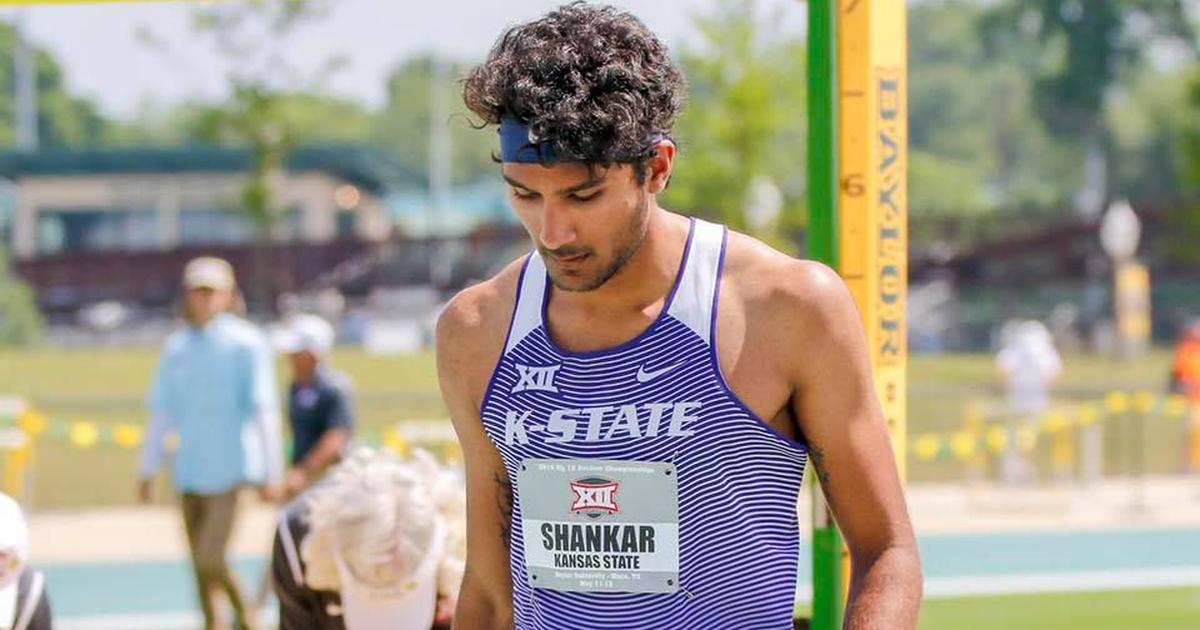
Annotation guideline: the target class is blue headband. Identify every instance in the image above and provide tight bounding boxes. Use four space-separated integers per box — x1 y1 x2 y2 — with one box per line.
498 116 669 164
499 117 557 163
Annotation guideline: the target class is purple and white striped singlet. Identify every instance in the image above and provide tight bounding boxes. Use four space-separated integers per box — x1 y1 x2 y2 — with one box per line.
480 218 809 629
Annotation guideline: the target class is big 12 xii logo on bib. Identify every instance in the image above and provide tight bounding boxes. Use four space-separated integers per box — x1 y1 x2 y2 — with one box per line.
570 477 619 518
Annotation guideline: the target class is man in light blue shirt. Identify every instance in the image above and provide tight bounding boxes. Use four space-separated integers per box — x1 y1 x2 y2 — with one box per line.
138 257 284 630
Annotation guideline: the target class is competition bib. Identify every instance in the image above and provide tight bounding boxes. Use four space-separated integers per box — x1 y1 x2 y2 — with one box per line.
517 458 680 593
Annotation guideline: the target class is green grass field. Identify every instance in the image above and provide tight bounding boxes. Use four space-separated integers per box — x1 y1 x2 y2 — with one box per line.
789 587 1200 630
0 348 444 507
0 347 1186 508
917 587 1200 630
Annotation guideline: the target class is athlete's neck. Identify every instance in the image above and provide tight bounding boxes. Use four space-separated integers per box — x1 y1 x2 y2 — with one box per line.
552 209 689 319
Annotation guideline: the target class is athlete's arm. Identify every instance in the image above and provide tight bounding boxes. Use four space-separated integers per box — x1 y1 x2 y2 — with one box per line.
437 281 517 630
784 261 922 630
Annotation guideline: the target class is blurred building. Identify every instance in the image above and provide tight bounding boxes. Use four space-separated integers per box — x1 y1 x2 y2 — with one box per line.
0 144 408 316
911 204 1200 351
2 145 402 258
0 145 525 329
388 179 514 236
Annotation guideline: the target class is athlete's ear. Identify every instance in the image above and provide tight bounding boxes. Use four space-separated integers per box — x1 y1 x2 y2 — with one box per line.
644 140 675 195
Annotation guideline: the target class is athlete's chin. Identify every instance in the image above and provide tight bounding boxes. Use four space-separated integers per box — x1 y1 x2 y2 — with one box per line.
544 252 626 292
547 269 605 292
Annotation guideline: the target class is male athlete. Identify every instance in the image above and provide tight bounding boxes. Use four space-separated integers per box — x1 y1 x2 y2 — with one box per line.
437 4 921 629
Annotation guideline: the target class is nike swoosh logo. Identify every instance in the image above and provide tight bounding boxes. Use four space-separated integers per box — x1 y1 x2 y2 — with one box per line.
636 361 683 383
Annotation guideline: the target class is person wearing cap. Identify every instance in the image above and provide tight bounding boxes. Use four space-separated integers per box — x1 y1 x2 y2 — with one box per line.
138 256 285 630
271 448 462 630
275 313 355 498
995 320 1063 483
0 493 50 630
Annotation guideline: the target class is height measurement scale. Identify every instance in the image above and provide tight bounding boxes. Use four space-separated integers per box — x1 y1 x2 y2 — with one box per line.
808 2 907 629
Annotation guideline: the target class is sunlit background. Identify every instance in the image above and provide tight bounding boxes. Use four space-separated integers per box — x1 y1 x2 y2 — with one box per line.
0 0 1197 628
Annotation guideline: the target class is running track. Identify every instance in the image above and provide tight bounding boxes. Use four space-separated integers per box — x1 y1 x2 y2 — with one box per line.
47 527 1200 629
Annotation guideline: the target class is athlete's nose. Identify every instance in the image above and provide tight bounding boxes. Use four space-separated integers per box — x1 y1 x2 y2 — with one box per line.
539 203 577 251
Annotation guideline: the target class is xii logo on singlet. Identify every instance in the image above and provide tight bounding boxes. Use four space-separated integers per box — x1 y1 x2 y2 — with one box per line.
512 363 560 394
570 477 619 518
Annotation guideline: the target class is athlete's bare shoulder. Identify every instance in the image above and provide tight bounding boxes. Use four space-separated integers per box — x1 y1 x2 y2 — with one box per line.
720 228 853 332
702 227 863 434
716 228 865 402
435 256 527 409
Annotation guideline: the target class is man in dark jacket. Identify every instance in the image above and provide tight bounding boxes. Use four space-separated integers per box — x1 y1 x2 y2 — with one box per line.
273 313 354 499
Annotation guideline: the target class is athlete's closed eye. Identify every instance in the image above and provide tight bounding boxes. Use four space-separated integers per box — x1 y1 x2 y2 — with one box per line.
510 188 601 203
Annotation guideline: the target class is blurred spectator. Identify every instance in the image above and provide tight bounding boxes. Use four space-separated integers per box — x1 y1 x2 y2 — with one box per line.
271 448 464 630
274 314 355 499
996 320 1063 483
0 493 50 630
137 256 285 630
1169 320 1200 473
1169 321 1200 400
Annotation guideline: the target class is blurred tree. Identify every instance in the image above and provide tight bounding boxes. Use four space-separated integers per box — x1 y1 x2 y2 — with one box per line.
118 92 373 147
0 246 40 347
910 1 1076 217
141 0 343 309
1169 67 1200 264
0 21 111 149
374 55 497 186
0 21 107 345
982 0 1197 215
663 0 807 250
183 0 346 235
906 0 1098 256
1106 66 1196 204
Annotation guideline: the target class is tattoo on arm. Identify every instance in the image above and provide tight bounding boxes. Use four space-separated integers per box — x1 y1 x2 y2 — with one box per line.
494 471 514 548
810 443 832 490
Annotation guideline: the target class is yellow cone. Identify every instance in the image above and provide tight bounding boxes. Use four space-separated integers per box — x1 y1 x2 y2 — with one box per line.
383 428 409 456
985 426 1009 454
1077 404 1100 426
16 409 47 436
914 434 941 462
113 424 143 449
1041 411 1069 433
951 432 977 461
69 422 99 449
1131 390 1156 414
1104 391 1130 415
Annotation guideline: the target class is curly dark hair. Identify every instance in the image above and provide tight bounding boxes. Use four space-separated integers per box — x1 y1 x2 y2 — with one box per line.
462 2 687 181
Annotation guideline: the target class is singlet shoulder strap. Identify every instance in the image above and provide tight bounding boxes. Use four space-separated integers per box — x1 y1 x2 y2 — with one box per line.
503 253 548 355
666 218 727 345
